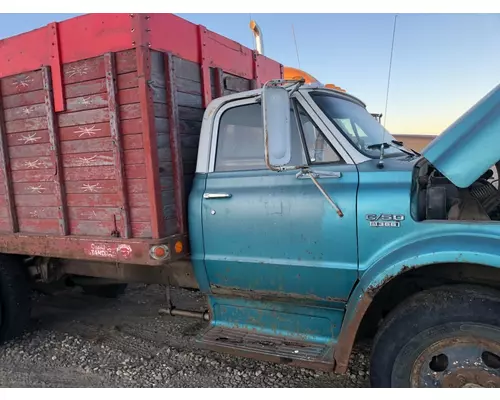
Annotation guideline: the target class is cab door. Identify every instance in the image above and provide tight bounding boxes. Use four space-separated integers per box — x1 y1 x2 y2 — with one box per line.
200 95 359 301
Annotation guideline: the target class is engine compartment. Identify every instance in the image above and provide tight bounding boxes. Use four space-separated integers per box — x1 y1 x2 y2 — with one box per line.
414 161 500 221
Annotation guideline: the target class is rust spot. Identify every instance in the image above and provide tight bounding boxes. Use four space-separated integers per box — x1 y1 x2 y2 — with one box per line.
365 265 417 298
334 294 372 374
335 264 419 373
210 284 347 304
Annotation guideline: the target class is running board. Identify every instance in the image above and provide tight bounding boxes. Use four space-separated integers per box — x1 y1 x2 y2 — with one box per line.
197 326 335 372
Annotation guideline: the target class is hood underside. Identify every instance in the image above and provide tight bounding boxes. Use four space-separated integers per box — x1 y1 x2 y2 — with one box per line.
422 83 500 188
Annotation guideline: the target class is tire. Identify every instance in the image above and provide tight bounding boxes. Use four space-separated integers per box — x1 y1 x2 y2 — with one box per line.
81 283 128 298
0 254 31 344
370 284 500 388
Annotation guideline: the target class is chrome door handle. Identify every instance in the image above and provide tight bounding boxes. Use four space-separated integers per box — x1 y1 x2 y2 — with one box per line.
203 193 232 199
296 170 342 180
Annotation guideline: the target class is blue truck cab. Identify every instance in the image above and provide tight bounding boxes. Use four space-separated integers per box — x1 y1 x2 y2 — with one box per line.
188 80 500 388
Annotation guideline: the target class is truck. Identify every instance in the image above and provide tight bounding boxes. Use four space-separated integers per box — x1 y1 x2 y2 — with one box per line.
0 13 500 389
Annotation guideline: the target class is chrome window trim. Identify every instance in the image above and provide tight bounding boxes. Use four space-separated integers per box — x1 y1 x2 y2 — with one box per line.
300 89 371 165
208 97 261 173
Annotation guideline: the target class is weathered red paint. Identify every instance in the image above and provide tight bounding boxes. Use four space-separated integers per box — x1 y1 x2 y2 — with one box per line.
251 51 261 90
43 66 69 235
48 22 65 113
165 52 187 235
213 67 224 99
64 79 107 99
129 15 165 239
5 116 48 134
63 56 106 86
198 25 212 108
135 45 164 238
0 86 18 233
65 93 108 112
2 90 46 109
0 232 187 265
0 13 282 265
0 72 44 96
104 52 131 239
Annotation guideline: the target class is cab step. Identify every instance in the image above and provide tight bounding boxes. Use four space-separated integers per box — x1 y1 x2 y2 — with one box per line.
197 326 335 372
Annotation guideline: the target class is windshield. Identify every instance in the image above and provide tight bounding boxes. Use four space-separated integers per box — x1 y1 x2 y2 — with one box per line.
310 92 407 159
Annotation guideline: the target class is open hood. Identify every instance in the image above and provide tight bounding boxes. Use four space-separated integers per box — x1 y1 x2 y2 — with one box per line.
422 83 500 188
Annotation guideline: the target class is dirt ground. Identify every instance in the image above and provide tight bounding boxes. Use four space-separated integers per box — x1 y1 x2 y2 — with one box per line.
0 284 370 388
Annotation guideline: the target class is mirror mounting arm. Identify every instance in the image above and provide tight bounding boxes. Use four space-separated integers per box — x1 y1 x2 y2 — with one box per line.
264 162 303 173
297 168 344 218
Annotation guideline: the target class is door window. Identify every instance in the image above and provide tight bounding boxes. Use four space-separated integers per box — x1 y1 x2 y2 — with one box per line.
215 100 342 172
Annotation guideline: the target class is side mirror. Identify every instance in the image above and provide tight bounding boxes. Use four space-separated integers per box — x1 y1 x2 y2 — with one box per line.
262 84 292 170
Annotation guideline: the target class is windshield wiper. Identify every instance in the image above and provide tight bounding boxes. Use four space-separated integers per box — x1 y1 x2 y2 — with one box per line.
367 141 415 157
391 140 420 156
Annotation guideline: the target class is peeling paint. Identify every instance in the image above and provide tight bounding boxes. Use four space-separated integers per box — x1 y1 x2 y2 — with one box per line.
85 243 133 259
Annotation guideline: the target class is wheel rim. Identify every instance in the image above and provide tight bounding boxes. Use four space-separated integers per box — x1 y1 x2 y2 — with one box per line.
410 336 500 388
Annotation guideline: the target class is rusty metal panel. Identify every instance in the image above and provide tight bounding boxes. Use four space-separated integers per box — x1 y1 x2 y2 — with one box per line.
43 66 69 235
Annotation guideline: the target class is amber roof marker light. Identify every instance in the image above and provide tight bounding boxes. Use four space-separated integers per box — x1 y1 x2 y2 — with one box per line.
249 19 347 93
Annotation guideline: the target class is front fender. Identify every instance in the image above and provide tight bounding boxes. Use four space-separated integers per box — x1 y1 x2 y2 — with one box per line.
359 233 500 292
333 233 500 373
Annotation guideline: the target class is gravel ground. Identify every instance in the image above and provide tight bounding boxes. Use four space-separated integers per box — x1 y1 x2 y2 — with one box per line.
0 284 371 387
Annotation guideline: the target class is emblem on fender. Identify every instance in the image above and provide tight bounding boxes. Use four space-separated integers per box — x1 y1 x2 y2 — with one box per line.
365 213 405 228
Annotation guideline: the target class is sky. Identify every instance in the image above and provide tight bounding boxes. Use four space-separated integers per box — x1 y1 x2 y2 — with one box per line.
0 13 499 135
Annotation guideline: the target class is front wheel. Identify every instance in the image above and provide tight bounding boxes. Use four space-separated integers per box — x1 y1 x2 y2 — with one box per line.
370 284 500 388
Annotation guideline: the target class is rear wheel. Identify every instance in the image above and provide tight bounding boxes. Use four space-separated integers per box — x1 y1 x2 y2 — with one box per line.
0 254 31 344
370 284 500 388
